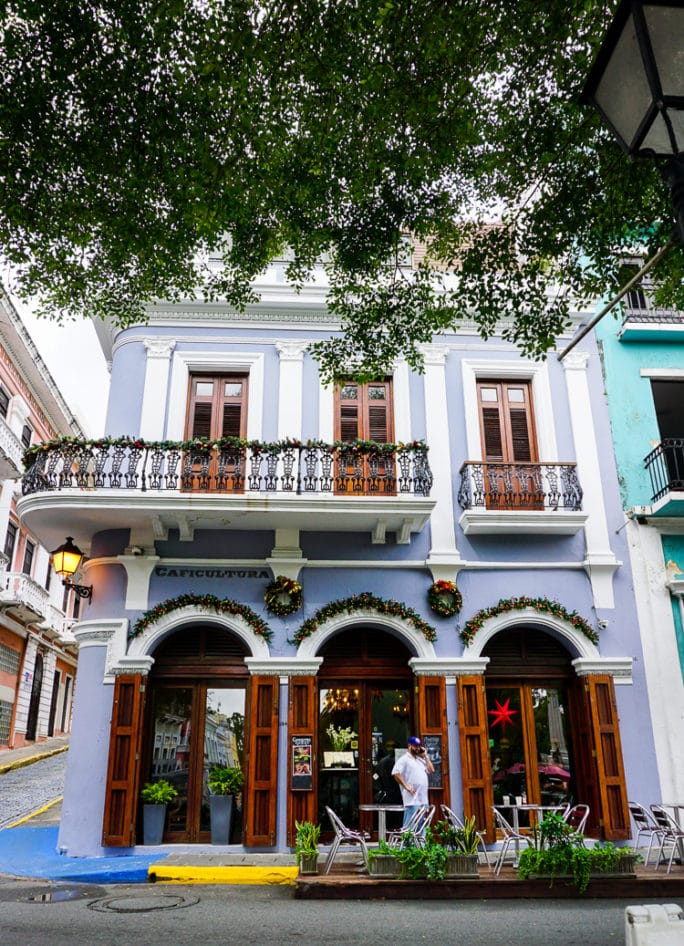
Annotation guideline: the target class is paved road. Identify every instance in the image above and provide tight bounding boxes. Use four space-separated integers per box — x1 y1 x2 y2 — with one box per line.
0 880 677 946
0 753 66 829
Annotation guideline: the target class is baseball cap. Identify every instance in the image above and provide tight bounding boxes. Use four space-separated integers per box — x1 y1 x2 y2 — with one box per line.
407 736 422 747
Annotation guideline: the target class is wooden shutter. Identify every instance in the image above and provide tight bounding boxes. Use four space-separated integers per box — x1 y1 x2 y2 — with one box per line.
102 674 146 847
477 381 537 463
244 675 279 847
186 375 247 440
456 675 494 841
586 675 630 840
416 676 450 816
335 380 393 443
287 675 317 845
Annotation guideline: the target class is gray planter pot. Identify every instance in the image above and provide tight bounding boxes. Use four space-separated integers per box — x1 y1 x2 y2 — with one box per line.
142 803 166 845
298 853 319 875
209 794 234 845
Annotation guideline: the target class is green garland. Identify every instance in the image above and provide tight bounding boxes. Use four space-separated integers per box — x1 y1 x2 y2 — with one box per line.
460 596 598 647
264 576 303 617
291 592 437 645
129 593 273 642
427 580 462 617
24 435 428 470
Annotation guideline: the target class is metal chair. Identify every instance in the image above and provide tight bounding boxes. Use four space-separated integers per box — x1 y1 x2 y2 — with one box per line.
323 806 370 874
440 804 490 866
562 803 590 835
650 805 684 874
628 801 664 866
492 807 534 876
386 805 434 848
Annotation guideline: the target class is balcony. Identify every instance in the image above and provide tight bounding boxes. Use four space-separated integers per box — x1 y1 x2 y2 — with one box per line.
18 438 435 549
644 439 684 516
457 461 586 535
0 414 24 480
0 571 49 623
619 302 684 343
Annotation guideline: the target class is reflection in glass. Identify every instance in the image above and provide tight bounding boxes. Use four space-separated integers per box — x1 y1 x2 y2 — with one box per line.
200 688 245 836
150 687 192 834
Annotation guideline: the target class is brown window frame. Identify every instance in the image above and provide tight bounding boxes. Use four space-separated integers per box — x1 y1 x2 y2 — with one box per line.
333 379 395 495
183 373 249 492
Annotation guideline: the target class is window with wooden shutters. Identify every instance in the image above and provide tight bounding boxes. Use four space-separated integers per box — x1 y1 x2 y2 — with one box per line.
477 380 541 509
183 374 247 491
334 380 395 494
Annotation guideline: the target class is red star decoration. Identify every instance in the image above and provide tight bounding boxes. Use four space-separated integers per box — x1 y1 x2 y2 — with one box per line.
488 698 518 729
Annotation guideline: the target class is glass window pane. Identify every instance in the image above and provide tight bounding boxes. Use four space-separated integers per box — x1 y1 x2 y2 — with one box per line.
150 688 193 835
480 387 498 402
368 386 386 400
508 388 524 403
224 382 243 398
340 385 358 400
195 381 213 397
318 688 360 828
201 687 246 837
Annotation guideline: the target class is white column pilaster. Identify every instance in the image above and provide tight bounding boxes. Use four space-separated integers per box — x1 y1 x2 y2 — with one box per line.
420 345 463 579
139 338 176 439
562 350 620 607
276 342 307 440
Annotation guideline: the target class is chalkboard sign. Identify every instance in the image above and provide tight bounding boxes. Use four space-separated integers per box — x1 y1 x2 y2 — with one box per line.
422 734 442 789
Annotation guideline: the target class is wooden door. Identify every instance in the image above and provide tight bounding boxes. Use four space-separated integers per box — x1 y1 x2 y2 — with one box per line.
334 380 395 494
457 675 494 841
183 374 248 491
477 380 541 508
416 676 450 817
244 675 279 846
102 674 147 847
287 675 317 846
586 675 630 840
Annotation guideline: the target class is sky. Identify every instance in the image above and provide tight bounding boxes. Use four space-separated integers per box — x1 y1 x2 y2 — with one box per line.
11 295 110 437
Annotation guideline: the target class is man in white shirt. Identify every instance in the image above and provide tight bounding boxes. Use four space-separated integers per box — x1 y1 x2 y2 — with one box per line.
392 735 435 830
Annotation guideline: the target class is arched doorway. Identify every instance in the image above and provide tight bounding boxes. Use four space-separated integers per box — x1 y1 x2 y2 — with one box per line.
317 626 414 837
144 624 249 843
479 624 631 839
26 651 44 741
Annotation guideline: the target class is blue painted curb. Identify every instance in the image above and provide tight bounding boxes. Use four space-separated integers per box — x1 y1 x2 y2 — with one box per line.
0 825 158 884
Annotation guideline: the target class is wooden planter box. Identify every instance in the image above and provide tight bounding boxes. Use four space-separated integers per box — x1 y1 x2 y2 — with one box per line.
368 853 479 880
368 854 401 878
445 853 479 878
529 853 639 885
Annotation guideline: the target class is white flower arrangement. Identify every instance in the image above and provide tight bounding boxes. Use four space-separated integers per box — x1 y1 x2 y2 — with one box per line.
326 724 357 751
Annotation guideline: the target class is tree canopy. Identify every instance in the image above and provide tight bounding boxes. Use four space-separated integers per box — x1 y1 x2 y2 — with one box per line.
0 0 682 381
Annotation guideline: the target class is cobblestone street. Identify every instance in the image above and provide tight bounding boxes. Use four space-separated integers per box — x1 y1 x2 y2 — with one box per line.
0 754 66 829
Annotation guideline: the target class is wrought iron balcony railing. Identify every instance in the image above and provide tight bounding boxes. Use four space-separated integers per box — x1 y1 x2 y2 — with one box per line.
644 439 684 502
22 438 433 498
457 461 583 511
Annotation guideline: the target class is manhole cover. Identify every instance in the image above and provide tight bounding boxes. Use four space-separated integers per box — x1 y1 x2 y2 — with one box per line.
88 893 199 914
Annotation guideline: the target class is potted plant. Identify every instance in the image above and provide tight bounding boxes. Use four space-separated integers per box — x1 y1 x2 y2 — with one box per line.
517 812 640 893
140 779 178 845
207 764 245 845
433 817 481 878
294 820 321 875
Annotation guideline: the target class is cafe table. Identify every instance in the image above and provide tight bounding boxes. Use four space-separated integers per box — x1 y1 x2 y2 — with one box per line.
658 802 684 863
358 804 405 842
495 803 565 863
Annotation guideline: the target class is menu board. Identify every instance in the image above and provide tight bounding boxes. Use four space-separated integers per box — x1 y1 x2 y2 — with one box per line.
291 735 313 790
423 734 442 789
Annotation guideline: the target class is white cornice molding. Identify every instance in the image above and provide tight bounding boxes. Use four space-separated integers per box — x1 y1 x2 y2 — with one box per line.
409 657 490 677
244 657 323 677
112 655 155 676
572 657 633 685
143 337 176 359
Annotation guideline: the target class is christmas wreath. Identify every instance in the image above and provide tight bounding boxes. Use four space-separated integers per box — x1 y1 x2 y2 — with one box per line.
427 580 462 617
264 575 303 616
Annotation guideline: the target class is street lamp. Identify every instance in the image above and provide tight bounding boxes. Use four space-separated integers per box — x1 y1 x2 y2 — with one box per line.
51 536 92 600
581 0 684 242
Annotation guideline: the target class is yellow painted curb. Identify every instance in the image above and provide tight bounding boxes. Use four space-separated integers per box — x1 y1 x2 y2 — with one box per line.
6 796 62 829
0 745 68 775
149 864 299 885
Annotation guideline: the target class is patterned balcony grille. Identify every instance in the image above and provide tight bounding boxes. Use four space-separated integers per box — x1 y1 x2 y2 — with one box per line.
22 440 433 498
644 439 684 502
457 461 583 511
